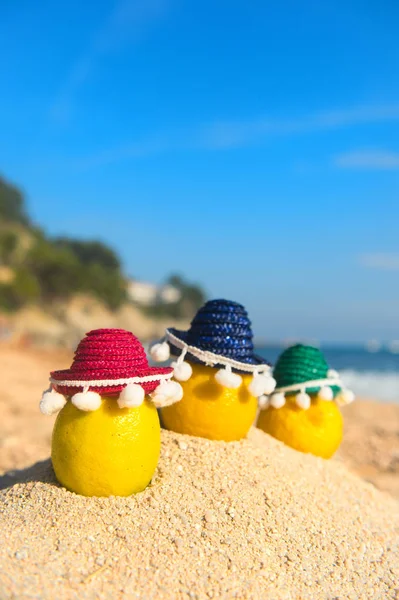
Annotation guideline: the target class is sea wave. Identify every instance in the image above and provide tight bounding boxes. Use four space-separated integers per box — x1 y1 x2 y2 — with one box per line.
340 369 399 402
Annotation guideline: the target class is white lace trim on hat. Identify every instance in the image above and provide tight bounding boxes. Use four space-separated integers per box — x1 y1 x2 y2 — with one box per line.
50 371 173 388
165 329 271 374
273 377 342 393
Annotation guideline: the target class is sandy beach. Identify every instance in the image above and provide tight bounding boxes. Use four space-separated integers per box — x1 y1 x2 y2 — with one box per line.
1 343 399 598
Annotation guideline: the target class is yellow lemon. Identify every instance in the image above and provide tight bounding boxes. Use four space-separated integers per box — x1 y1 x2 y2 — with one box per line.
161 363 258 441
51 396 160 497
257 394 343 458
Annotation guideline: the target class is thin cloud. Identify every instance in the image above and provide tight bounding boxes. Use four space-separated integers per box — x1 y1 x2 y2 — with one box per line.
358 253 399 271
50 0 170 123
76 103 399 167
75 136 172 169
334 150 399 170
199 104 399 149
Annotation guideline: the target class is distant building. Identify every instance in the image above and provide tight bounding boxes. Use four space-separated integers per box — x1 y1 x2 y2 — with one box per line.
127 281 158 305
127 280 181 306
158 284 181 304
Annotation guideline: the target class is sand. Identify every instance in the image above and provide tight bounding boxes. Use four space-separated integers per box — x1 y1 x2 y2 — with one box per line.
336 399 399 499
1 429 398 599
1 343 399 598
0 345 71 473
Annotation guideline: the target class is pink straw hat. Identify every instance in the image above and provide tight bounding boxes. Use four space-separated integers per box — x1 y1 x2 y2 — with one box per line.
40 329 182 415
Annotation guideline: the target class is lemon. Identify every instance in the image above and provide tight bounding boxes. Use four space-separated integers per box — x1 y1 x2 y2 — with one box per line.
161 363 258 441
257 394 343 458
51 396 160 497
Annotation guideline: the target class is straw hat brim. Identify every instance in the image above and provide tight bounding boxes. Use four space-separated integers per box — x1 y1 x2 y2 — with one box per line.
50 365 173 396
166 328 270 373
277 383 342 396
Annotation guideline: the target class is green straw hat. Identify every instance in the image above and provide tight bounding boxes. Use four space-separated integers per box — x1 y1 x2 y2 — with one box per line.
259 344 355 411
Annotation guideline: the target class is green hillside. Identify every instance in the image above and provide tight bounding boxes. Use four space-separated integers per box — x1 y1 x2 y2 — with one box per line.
0 175 205 317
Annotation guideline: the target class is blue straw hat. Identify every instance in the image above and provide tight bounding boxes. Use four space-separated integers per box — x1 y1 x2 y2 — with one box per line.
150 299 276 397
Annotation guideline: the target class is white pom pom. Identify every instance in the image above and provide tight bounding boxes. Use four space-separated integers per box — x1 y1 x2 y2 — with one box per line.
118 384 145 408
336 389 355 406
215 367 242 389
72 391 102 412
263 376 276 395
248 375 265 397
39 390 66 415
249 374 276 397
328 369 339 379
172 360 193 382
295 392 311 410
318 386 334 401
150 341 170 362
151 380 183 408
258 395 270 410
270 393 286 409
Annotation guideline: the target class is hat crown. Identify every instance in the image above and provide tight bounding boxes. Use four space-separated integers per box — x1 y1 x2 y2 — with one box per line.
70 328 150 376
50 328 173 397
273 344 329 388
185 299 255 360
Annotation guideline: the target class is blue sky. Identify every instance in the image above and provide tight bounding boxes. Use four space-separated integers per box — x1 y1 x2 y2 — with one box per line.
1 0 399 342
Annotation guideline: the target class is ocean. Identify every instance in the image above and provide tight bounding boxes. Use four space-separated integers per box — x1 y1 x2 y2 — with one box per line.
256 345 399 403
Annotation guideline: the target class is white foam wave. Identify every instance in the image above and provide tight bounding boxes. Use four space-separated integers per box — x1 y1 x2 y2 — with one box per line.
340 369 399 402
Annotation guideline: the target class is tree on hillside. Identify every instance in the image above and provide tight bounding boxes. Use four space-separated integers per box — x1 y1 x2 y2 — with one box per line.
54 238 121 270
26 237 126 309
53 238 126 308
167 274 206 313
26 238 83 300
0 176 30 225
0 231 18 264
